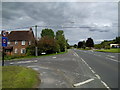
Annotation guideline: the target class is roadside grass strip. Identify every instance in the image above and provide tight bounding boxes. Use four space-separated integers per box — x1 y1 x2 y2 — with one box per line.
5 51 67 61
95 48 120 53
2 66 40 88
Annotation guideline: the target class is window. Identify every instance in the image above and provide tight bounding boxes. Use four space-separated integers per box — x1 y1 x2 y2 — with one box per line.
15 48 17 53
8 41 10 44
15 41 18 44
29 41 31 45
21 48 26 54
22 41 25 45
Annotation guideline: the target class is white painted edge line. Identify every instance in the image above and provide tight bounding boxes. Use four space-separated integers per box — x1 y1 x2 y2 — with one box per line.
73 51 111 89
10 60 38 64
81 57 111 90
73 78 94 87
74 52 79 58
107 55 115 58
106 57 119 63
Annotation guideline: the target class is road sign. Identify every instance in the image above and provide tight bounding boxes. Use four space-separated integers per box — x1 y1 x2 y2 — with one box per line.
2 37 8 47
1 30 7 37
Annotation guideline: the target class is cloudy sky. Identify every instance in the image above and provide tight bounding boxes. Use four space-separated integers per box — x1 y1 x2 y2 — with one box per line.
1 0 119 45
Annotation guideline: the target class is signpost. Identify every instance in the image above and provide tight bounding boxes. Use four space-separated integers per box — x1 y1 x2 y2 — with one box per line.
1 30 8 66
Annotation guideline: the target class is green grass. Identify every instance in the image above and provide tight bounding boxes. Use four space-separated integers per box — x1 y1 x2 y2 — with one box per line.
78 48 91 50
2 66 40 88
5 51 67 61
95 48 120 53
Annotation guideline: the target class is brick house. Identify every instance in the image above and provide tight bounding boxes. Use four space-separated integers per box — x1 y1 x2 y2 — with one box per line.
5 28 35 55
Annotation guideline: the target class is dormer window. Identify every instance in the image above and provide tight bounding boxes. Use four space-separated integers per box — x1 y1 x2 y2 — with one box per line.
15 41 18 44
22 41 25 45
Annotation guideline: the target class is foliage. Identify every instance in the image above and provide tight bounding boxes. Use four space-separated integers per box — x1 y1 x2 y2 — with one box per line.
5 55 26 60
66 39 70 49
86 38 94 48
26 45 35 56
41 28 55 38
26 29 68 56
114 37 120 44
78 41 83 48
2 66 40 88
56 30 66 52
94 37 120 49
38 36 60 54
74 44 77 48
94 44 102 49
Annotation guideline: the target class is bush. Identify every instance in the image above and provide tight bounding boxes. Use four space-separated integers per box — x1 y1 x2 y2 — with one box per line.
26 45 35 56
5 55 26 60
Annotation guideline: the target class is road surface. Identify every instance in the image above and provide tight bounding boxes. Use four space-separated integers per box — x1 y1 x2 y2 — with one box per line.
5 49 118 89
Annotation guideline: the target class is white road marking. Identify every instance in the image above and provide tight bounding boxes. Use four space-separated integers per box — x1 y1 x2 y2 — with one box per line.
52 57 56 58
106 57 119 63
95 74 101 79
107 55 115 58
73 78 94 87
73 51 111 89
91 70 95 74
74 52 79 57
101 81 111 90
10 60 38 64
10 62 13 64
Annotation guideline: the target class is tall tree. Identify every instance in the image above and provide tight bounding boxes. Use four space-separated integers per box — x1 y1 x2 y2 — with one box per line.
78 41 83 48
56 30 66 52
41 28 55 38
86 38 94 48
38 36 59 54
74 44 77 48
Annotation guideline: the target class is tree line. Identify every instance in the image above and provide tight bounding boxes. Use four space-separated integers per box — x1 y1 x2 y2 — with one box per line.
74 38 94 49
76 37 120 49
94 37 120 49
26 28 69 56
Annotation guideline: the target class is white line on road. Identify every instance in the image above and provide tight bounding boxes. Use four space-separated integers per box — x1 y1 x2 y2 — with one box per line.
52 57 56 58
80 57 111 90
10 60 38 64
107 55 115 58
95 74 101 79
73 78 94 87
74 52 79 58
10 62 13 64
73 51 111 89
106 57 119 63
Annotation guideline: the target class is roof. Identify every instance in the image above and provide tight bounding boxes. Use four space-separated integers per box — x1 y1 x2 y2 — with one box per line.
7 30 35 41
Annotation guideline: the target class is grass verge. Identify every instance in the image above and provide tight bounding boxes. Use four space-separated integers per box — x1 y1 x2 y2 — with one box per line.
95 48 120 53
5 51 67 61
77 48 91 50
2 66 40 88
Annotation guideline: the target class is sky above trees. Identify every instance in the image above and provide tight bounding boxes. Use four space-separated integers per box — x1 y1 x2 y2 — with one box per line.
1 0 118 45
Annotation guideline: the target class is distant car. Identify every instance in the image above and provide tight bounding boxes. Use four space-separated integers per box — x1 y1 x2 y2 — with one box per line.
41 52 46 55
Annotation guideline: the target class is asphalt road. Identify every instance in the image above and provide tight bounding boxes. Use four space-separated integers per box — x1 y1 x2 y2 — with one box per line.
4 49 118 89
73 49 119 89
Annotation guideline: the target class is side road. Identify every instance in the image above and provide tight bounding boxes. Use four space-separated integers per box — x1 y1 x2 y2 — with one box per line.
5 50 110 88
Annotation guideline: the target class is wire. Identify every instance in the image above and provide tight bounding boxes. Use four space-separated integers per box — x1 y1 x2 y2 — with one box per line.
1 25 119 31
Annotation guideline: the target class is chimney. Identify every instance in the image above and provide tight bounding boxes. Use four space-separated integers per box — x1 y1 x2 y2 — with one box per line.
30 27 32 31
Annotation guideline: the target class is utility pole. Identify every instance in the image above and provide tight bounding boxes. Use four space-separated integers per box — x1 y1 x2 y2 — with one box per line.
35 25 38 56
2 47 4 66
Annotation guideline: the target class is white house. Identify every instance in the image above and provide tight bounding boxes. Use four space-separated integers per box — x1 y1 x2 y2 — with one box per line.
110 44 120 48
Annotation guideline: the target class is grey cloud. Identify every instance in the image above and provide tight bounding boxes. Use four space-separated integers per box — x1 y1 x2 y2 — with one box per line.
2 2 118 44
